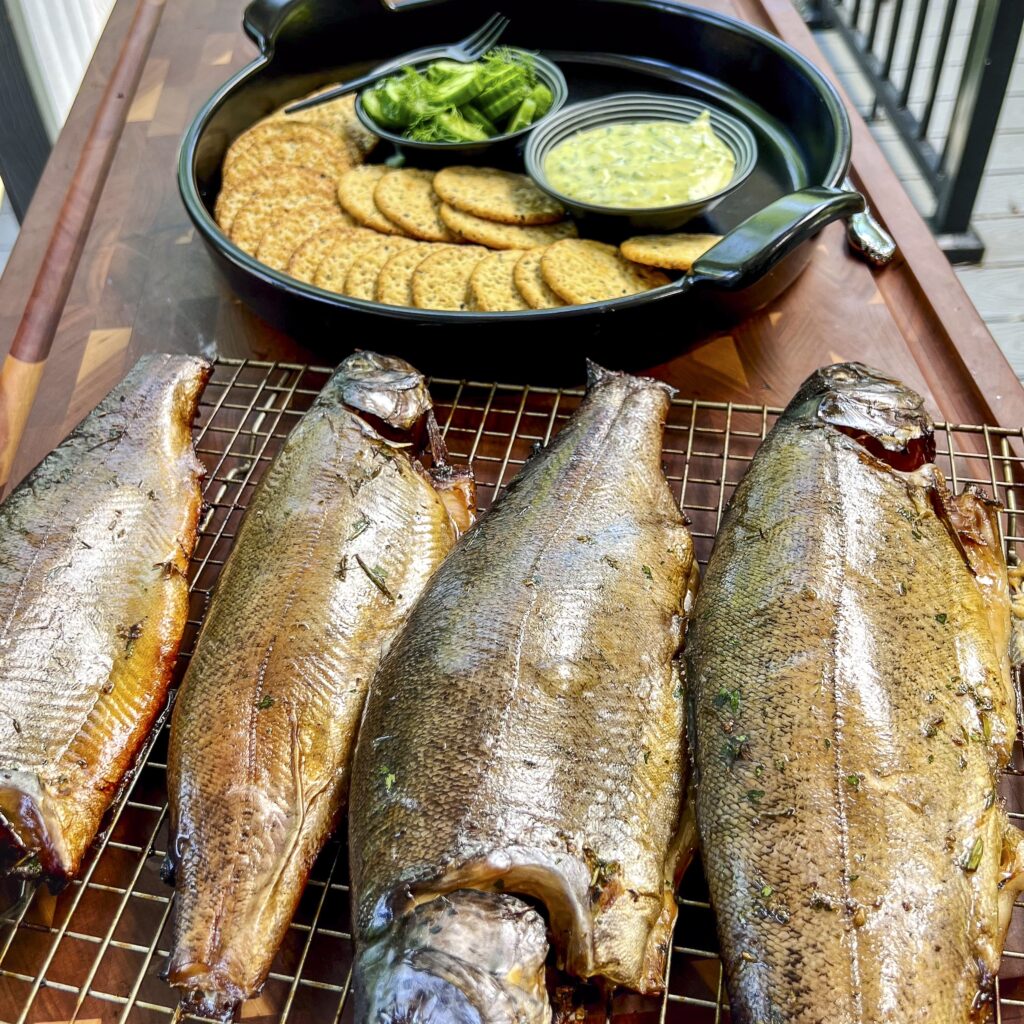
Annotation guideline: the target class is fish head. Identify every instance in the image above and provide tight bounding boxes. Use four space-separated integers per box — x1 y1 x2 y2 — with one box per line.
787 362 935 468
355 890 551 1024
330 352 433 433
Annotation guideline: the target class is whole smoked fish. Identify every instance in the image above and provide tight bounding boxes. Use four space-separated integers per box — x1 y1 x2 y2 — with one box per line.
349 363 697 1024
0 354 209 887
165 352 473 1019
687 363 1024 1023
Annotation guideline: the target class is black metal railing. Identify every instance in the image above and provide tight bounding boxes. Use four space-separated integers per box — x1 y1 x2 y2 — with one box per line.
802 0 1024 262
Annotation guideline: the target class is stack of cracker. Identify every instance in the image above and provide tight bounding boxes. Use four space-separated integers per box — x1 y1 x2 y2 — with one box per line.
214 119 725 311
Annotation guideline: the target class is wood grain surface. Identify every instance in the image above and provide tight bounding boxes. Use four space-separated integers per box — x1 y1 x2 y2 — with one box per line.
0 0 1022 494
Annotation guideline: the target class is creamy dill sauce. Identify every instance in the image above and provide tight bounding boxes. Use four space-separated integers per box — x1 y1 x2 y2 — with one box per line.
544 113 735 208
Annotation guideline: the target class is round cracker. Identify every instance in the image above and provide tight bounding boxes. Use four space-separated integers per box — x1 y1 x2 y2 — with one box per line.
376 244 455 307
255 206 356 271
342 237 419 300
287 225 376 283
375 169 461 243
262 89 376 161
541 239 671 305
439 204 577 250
412 246 488 311
230 191 337 257
314 235 394 292
214 165 335 234
513 248 565 309
620 232 723 270
338 166 408 235
434 166 565 225
469 250 531 312
222 122 352 187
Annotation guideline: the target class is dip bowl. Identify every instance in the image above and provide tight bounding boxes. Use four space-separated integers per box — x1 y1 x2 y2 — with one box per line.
524 92 758 230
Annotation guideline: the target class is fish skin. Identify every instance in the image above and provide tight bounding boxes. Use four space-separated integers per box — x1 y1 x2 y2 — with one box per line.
686 363 1024 1024
350 362 697 1024
165 354 468 1020
0 354 209 887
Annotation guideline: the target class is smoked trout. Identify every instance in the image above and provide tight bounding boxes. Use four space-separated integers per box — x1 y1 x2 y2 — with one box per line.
165 352 473 1019
0 354 209 887
349 362 698 1024
686 363 1024 1023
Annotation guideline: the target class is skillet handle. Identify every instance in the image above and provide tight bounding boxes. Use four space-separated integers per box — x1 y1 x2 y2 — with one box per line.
689 187 866 291
243 0 297 53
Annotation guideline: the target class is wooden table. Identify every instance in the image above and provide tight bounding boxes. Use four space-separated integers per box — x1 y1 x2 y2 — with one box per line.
1 0 1023 496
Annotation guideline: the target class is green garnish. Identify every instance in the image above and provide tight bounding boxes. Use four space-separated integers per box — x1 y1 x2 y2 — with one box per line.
746 789 765 805
961 837 984 872
847 774 861 790
256 695 275 710
641 564 653 581
356 555 395 602
348 515 370 540
935 613 948 625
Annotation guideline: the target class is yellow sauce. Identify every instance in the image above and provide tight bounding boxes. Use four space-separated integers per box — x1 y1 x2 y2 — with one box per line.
544 112 735 209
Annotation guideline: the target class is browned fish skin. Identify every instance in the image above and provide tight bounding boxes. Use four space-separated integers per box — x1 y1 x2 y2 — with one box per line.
686 363 1024 1024
349 363 697 1024
166 354 468 1020
0 354 209 887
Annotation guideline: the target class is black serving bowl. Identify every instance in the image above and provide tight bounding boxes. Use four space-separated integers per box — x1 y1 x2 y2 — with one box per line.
525 92 757 230
178 0 864 374
354 49 568 161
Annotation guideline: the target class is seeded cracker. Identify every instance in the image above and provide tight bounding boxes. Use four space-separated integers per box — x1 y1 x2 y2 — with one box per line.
342 238 419 299
230 192 337 257
288 226 376 283
314 236 394 292
513 248 565 309
222 122 353 187
620 232 723 270
256 207 357 272
470 250 531 311
412 247 489 311
439 204 577 250
377 245 457 307
375 169 461 243
338 166 408 235
214 166 335 234
541 239 671 304
434 166 565 225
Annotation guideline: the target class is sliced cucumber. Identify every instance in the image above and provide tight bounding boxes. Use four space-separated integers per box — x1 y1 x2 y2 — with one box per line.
477 66 530 122
430 66 485 108
426 59 480 83
361 88 404 130
461 104 499 136
433 109 490 142
529 83 553 119
506 97 538 133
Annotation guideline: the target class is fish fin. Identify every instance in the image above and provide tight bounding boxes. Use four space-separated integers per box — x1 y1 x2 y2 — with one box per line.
584 360 677 398
0 770 72 886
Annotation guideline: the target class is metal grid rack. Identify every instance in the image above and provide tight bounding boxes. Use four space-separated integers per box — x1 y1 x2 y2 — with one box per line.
2 357 1024 1023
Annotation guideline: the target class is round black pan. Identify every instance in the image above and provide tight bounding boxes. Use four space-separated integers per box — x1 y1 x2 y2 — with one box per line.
179 0 863 375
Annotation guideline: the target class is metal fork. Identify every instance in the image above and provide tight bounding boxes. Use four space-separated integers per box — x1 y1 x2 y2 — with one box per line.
284 13 510 114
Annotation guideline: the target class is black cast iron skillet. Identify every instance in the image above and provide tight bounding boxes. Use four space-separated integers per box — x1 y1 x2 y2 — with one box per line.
179 0 865 374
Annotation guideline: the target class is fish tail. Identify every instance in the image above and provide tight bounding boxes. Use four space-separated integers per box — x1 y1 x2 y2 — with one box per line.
354 890 551 1024
585 360 677 398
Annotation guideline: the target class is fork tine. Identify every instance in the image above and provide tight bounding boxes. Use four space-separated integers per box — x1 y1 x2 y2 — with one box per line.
461 12 503 52
464 13 508 57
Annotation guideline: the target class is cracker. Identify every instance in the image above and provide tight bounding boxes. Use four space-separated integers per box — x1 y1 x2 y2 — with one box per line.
439 204 577 250
513 248 565 309
214 165 335 233
620 232 723 270
412 246 488 311
338 166 408 235
314 235 394 292
434 166 565 225
255 206 358 272
222 122 353 187
540 239 671 304
230 191 337 257
342 237 419 300
376 244 455 306
469 250 531 311
375 169 461 243
288 225 376 283
269 89 378 162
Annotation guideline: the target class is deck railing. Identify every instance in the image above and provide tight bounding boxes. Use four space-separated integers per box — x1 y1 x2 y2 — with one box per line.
802 0 1024 262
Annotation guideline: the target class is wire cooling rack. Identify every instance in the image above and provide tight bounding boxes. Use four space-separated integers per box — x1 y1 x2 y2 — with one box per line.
2 357 1024 1024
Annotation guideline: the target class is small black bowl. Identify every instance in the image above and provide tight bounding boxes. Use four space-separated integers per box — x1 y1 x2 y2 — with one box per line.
525 92 758 231
354 48 568 159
